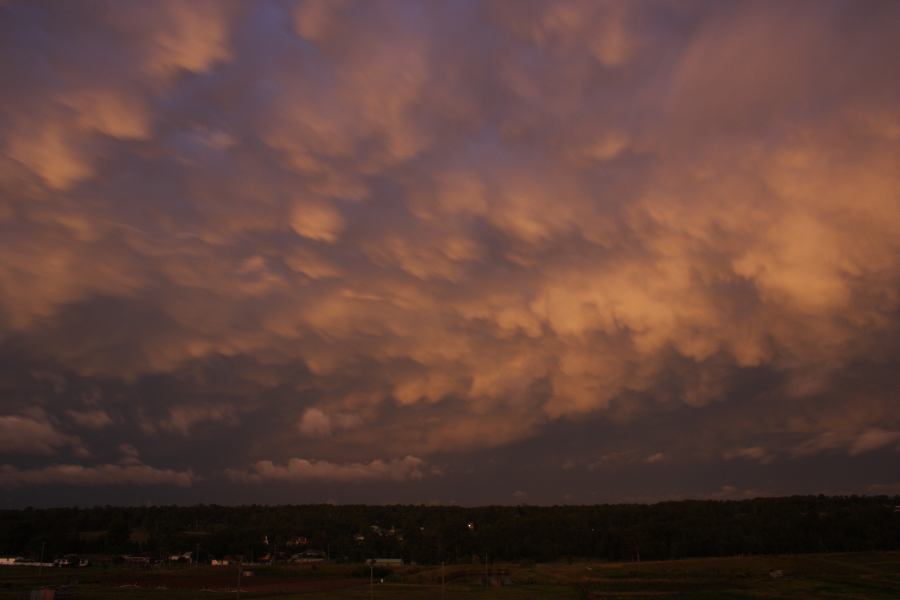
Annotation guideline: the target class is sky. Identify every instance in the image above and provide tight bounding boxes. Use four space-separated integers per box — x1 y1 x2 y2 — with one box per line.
1 0 899 507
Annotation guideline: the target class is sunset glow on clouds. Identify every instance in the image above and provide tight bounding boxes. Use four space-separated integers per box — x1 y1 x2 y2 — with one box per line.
1 0 899 505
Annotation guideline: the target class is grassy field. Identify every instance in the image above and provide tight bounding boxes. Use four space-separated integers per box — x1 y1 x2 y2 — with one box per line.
1 552 898 599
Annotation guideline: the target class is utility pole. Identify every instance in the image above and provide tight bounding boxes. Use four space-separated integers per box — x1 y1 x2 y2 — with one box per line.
441 561 445 600
236 558 242 600
39 542 46 578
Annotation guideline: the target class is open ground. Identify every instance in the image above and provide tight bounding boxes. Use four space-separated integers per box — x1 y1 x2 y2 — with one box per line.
2 552 899 599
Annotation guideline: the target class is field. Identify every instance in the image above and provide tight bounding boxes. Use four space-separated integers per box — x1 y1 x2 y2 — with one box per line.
1 553 899 599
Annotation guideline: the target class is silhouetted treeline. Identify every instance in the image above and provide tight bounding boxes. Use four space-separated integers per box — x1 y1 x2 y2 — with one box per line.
2 496 898 564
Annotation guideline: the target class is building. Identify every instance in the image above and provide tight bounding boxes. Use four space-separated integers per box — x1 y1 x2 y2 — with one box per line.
290 550 326 563
122 555 152 567
368 558 403 566
168 552 192 563
286 536 309 547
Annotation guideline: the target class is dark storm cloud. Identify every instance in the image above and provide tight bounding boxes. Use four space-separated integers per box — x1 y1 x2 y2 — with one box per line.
0 0 899 504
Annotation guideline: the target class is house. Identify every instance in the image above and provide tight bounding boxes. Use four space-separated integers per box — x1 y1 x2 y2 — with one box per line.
83 555 115 567
368 558 403 566
52 555 87 568
259 552 288 563
290 550 326 563
168 552 192 563
286 536 309 547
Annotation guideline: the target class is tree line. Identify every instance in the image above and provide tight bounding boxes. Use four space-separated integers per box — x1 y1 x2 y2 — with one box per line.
1 495 898 564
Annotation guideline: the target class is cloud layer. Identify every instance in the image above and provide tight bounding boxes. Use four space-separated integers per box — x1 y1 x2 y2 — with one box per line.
226 455 429 483
0 0 898 502
0 463 193 488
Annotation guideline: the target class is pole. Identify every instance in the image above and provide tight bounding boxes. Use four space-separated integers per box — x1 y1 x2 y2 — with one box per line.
196 542 200 568
39 541 46 578
369 561 374 600
441 561 445 600
236 558 242 600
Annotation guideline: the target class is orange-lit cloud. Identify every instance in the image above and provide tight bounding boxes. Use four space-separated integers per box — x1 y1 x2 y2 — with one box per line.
0 413 80 455
0 463 193 488
226 455 429 483
0 0 898 499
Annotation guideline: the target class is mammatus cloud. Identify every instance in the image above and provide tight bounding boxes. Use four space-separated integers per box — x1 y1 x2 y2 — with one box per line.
65 409 113 430
140 404 240 436
226 455 430 483
723 447 775 465
0 0 898 498
0 413 81 455
849 430 900 456
297 408 362 438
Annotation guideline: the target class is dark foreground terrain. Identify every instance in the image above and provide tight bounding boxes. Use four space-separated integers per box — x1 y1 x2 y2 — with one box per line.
2 552 899 599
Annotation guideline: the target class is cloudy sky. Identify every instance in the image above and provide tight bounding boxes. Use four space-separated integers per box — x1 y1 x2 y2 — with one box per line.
1 0 899 507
